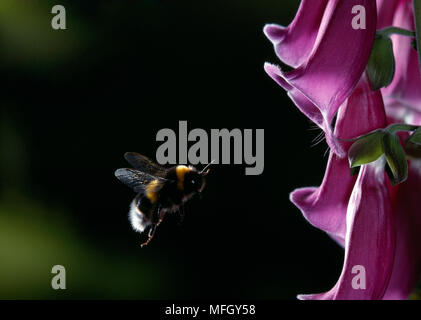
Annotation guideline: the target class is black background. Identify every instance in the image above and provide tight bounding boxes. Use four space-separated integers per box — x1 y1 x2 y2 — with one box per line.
0 0 343 299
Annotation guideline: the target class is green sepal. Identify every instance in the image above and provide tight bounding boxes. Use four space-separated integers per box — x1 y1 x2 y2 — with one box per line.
405 127 421 159
404 140 421 159
367 36 396 91
385 163 396 185
382 132 408 186
348 130 385 168
408 127 421 145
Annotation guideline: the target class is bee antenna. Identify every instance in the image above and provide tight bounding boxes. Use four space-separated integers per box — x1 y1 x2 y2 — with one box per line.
200 159 215 175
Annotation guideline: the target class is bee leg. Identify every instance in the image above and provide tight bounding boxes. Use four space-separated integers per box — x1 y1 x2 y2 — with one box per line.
157 207 166 226
141 224 157 248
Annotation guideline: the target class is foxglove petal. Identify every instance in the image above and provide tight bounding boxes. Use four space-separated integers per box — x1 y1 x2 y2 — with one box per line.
376 0 400 29
382 0 421 116
265 0 377 155
383 164 421 299
263 0 328 68
299 159 395 300
291 74 387 242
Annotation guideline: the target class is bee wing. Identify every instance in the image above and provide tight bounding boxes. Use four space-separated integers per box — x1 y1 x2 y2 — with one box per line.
115 168 166 193
124 152 168 177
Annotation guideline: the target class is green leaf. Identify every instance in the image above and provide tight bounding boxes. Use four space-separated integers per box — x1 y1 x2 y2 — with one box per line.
348 130 385 168
367 36 396 91
382 132 408 186
404 140 421 159
408 127 421 145
405 127 421 159
414 0 421 76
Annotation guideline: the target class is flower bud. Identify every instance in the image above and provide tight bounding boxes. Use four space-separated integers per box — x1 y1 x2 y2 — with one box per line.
367 36 396 91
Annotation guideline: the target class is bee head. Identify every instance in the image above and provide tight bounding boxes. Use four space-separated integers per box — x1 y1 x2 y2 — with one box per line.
176 161 214 195
183 169 206 194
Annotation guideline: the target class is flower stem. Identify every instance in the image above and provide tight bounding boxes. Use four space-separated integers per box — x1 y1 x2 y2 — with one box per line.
386 123 419 134
414 0 421 73
377 26 415 38
338 124 419 142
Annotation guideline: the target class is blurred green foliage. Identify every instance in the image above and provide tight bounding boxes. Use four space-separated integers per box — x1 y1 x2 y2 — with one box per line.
1 110 172 299
0 0 88 69
0 194 164 299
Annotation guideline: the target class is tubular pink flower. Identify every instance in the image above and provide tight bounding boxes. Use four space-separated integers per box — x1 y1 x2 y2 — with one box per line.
379 0 421 122
292 75 395 300
291 74 388 244
264 0 421 299
264 0 328 68
293 75 421 300
376 0 400 29
376 2 421 297
299 159 396 300
264 0 377 156
383 164 421 299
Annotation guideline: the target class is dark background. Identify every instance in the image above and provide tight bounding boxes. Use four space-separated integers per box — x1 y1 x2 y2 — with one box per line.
0 0 343 299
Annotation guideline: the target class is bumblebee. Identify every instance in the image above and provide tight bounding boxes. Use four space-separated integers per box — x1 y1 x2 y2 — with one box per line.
115 152 212 247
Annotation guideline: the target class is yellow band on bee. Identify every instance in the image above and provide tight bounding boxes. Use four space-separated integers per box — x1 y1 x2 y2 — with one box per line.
146 179 160 203
176 165 191 191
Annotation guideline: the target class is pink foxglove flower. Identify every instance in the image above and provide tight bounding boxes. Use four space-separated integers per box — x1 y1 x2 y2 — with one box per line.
377 0 421 299
290 74 387 247
293 74 397 299
265 0 421 299
264 0 377 157
377 0 421 125
293 74 421 300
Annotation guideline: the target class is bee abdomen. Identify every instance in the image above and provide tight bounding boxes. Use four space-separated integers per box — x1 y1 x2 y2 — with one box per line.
129 198 151 233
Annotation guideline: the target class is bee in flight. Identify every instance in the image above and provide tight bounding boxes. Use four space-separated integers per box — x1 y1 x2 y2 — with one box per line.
115 152 213 247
